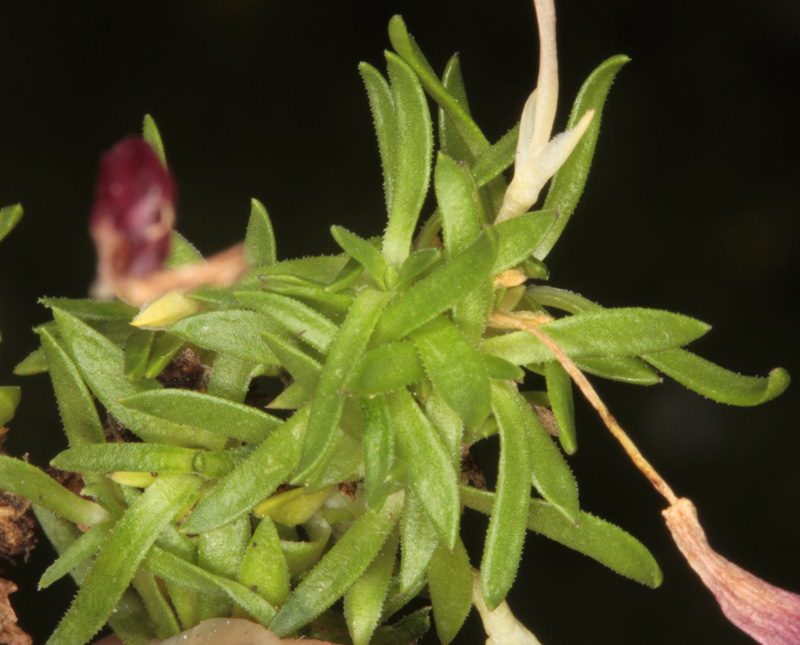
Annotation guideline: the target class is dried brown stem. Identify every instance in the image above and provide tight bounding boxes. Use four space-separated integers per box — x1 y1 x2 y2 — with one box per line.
489 310 678 505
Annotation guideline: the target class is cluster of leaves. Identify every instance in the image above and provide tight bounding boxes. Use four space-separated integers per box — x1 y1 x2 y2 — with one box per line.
0 15 790 645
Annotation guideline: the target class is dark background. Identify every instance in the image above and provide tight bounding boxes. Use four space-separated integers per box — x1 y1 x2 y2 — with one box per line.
0 0 798 643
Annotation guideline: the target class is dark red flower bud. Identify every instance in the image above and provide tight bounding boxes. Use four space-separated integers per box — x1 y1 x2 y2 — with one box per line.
90 137 176 296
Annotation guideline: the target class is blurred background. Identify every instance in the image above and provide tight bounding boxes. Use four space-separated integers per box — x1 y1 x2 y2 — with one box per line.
0 0 798 643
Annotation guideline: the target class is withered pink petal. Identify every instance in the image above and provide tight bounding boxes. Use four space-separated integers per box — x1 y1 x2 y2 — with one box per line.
664 498 800 645
91 136 176 279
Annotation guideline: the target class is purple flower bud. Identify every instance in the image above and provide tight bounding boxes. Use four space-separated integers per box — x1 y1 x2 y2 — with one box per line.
90 136 175 283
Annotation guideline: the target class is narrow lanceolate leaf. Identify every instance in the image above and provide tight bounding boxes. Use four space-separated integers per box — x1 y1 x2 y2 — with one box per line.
52 309 222 449
52 443 198 474
361 396 396 510
482 382 533 610
374 228 498 345
345 532 399 645
412 316 491 431
270 492 403 637
435 153 482 257
120 389 281 444
165 231 203 268
428 537 473 645
331 225 393 289
235 291 339 354
14 346 48 375
644 348 790 406
461 486 662 588
142 546 277 626
388 16 489 157
386 388 459 549
206 353 255 404
482 308 711 366
0 203 23 242
345 341 424 396
515 387 580 523
360 62 396 213
46 474 201 645
144 333 186 378
493 210 557 274
39 522 113 589
261 330 322 391
244 198 276 266
545 361 577 454
132 569 181 640
472 125 519 188
180 406 309 534
424 390 464 470
294 289 392 485
142 114 167 167
400 491 439 592
396 248 441 288
0 386 21 427
238 517 290 608
40 297 138 322
382 52 433 269
196 516 252 619
537 55 630 259
439 55 475 164
169 310 279 366
0 455 109 525
123 328 155 380
574 355 661 385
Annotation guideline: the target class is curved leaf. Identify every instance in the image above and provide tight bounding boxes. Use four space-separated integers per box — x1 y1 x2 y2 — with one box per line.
142 114 167 167
345 340 424 396
332 225 393 289
52 443 198 474
644 348 790 406
0 386 21 427
435 152 482 257
427 537 473 645
360 62 396 212
0 203 23 243
244 198 276 266
545 361 577 454
493 210 557 274
537 55 630 259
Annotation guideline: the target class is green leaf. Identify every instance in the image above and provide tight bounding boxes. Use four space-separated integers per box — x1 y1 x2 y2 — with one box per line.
180 406 309 534
545 362 577 454
360 62 396 212
573 356 661 385
399 490 439 593
345 532 399 645
0 203 23 243
269 492 403 637
461 486 662 588
427 537 473 645
142 114 167 167
235 290 338 354
193 445 255 479
294 289 392 485
0 386 21 426
482 382 532 609
386 388 459 549
331 225 393 289
374 228 498 345
123 329 155 380
280 513 331 579
46 474 201 645
261 329 322 391
644 348 790 406
14 346 48 375
483 308 711 365
0 455 109 525
517 386 580 524
483 354 525 381
120 389 281 444
132 568 181 640
169 310 279 365
142 545 277 626
165 231 203 268
396 248 442 289
423 389 464 470
361 396 396 510
39 522 113 589
493 210 557 274
537 55 630 259
244 198 277 266
196 516 251 619
388 16 489 157
53 308 221 449
412 316 491 431
40 297 137 322
144 333 186 379
238 517 290 608
254 276 355 323
382 52 433 269
435 153 482 257
472 125 519 188
439 55 474 163
373 608 431 645
206 353 255 404
52 443 198 474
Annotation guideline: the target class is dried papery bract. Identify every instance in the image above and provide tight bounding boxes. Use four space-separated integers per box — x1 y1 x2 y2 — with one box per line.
90 136 248 306
664 499 800 645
